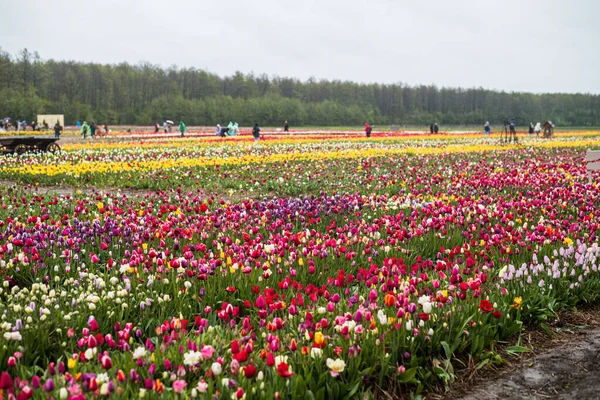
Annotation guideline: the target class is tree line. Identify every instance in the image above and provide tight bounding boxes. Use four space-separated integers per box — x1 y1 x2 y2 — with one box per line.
1 48 599 127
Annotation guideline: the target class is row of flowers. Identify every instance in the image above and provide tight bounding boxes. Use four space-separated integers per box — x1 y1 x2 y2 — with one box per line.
0 135 598 197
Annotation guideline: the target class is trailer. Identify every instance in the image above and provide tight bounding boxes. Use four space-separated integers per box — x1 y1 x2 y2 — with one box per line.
0 136 61 155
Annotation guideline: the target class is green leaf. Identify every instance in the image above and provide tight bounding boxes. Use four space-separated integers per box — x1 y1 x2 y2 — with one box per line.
475 358 490 370
343 382 361 400
294 375 306 399
398 367 419 384
315 387 326 400
540 323 553 339
506 345 531 356
434 366 449 378
441 341 452 360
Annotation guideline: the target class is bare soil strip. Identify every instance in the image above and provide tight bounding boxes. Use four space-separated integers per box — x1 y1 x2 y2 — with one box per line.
455 328 600 399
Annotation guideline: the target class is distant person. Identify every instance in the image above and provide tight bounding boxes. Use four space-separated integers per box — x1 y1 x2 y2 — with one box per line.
429 123 434 134
252 123 260 142
216 124 222 137
90 121 97 137
43 120 49 130
221 124 230 137
364 122 372 138
154 122 159 133
81 121 90 139
163 121 168 133
484 121 491 135
434 123 439 134
534 122 541 137
53 122 63 139
179 121 186 137
543 121 553 138
104 124 109 135
76 120 81 128
284 120 289 133
528 122 534 135
506 119 517 142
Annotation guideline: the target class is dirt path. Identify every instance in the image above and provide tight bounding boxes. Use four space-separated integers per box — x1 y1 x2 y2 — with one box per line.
457 328 600 400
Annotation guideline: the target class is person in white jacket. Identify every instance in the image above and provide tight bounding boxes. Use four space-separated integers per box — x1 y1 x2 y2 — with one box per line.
534 122 541 137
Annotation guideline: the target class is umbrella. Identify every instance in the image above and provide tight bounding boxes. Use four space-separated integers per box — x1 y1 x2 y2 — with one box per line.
166 120 174 125
2 117 10 121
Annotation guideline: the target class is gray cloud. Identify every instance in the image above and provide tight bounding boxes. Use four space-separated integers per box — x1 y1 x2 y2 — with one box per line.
1 0 599 93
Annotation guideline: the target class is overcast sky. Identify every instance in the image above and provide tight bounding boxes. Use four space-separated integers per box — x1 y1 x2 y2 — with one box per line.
2 0 599 94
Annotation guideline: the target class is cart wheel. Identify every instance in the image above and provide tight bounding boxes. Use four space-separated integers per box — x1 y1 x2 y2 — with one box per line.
15 144 27 155
46 143 60 154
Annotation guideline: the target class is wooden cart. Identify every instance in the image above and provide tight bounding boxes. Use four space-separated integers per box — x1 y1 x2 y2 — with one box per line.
0 136 61 155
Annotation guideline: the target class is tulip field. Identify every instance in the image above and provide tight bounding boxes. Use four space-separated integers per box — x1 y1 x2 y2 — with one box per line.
1 131 600 399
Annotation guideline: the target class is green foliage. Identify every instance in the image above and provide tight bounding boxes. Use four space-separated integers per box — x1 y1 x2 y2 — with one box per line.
0 47 599 126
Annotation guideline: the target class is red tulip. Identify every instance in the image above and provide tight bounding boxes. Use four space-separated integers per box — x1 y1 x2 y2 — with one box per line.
243 365 257 379
479 300 493 313
101 355 112 370
266 352 275 367
236 388 245 399
231 340 240 354
276 362 294 378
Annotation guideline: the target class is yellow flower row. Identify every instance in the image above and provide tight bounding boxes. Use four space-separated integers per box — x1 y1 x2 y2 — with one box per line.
6 139 600 177
61 131 600 151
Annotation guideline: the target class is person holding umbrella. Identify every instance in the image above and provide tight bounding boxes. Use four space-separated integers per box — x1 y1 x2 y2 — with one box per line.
179 120 186 137
1 118 10 131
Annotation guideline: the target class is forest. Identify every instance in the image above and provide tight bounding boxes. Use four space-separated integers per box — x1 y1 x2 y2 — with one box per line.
1 48 599 127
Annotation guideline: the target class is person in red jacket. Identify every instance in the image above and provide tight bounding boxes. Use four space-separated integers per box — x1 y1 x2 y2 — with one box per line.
364 123 372 138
